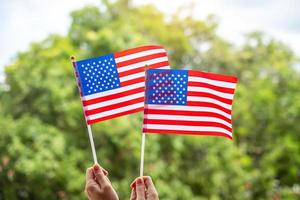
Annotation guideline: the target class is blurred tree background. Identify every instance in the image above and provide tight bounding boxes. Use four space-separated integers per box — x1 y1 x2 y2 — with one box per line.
0 0 300 199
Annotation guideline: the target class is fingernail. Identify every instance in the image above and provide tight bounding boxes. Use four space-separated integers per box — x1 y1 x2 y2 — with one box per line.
130 182 136 189
93 164 100 173
144 176 151 185
137 178 143 185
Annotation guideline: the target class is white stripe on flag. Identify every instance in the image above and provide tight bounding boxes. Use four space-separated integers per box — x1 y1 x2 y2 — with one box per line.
83 82 144 101
144 114 232 128
119 66 170 82
87 102 144 120
117 57 169 73
188 86 234 99
143 124 232 136
115 49 166 63
85 92 144 110
120 71 145 82
156 66 169 70
146 104 232 119
188 76 237 89
187 96 232 110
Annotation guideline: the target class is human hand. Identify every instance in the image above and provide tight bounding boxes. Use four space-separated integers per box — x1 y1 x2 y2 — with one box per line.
85 164 119 200
130 176 159 200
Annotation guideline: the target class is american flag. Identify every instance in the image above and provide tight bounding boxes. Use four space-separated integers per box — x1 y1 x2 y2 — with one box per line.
73 45 170 124
143 69 238 139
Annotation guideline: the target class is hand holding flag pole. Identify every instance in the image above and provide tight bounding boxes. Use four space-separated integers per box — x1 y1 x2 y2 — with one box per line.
71 56 98 164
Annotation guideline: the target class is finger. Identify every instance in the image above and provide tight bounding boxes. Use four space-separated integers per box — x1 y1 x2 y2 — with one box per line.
130 176 145 189
101 167 109 176
130 188 137 200
143 176 158 198
130 179 137 189
135 178 146 200
93 162 108 176
85 167 100 199
85 183 99 198
105 176 111 184
86 167 94 183
93 164 110 187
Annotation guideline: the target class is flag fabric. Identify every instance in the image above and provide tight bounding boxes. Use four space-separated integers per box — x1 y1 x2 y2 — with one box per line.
74 45 170 124
143 69 238 139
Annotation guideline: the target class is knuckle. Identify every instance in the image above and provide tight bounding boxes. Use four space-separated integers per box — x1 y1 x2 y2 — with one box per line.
149 191 158 199
86 167 92 174
86 185 97 193
102 184 111 192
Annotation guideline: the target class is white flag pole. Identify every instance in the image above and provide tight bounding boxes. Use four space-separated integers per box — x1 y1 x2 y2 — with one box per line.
139 65 149 177
87 125 98 164
140 132 146 176
71 56 98 164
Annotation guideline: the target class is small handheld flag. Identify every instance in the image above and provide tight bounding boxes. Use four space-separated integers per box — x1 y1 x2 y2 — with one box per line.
72 45 170 164
74 45 170 124
143 69 238 139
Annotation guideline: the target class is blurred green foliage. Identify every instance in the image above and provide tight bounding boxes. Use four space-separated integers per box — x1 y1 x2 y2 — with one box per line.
1 0 300 199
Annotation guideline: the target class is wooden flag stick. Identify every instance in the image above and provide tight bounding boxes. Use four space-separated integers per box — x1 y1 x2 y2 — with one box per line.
70 56 98 164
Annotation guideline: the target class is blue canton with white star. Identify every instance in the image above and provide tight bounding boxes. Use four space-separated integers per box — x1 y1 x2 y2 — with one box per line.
146 69 188 105
76 54 121 96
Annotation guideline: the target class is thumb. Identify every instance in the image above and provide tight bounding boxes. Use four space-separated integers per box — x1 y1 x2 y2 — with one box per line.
93 164 110 187
135 178 145 200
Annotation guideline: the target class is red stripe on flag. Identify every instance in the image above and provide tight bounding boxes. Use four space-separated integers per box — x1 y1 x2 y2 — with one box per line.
83 87 145 106
87 107 144 124
187 101 232 114
188 70 238 83
114 45 164 58
85 97 144 115
144 109 232 123
121 77 145 87
143 119 232 132
118 61 169 78
143 129 232 140
187 91 233 105
188 81 235 94
116 53 167 68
